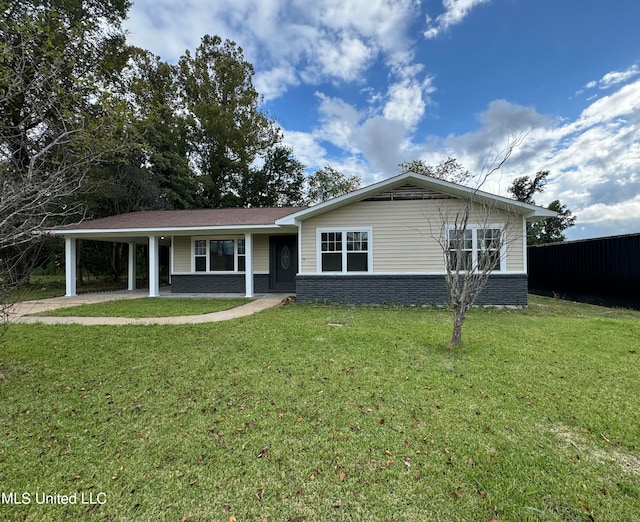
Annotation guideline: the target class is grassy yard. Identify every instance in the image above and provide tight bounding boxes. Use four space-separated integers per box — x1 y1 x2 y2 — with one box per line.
0 297 639 521
29 298 252 318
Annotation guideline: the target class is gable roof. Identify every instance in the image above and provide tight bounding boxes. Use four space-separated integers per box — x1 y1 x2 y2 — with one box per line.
52 207 304 235
276 172 557 225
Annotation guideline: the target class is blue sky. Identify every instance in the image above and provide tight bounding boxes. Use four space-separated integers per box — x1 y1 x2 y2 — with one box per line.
124 0 640 239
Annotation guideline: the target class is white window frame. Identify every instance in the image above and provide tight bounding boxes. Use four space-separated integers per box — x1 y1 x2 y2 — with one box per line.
445 224 506 272
316 227 373 273
192 237 246 273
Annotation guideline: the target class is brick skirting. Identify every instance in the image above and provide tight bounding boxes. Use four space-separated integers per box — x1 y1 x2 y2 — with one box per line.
295 274 528 306
171 274 270 293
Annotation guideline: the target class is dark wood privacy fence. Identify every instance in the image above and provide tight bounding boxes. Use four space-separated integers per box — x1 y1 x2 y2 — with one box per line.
527 233 640 309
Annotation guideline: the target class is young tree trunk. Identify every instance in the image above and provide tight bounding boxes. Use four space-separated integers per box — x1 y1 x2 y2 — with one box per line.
449 304 466 348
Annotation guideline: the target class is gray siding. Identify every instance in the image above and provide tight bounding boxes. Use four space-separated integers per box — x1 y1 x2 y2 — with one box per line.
296 274 527 306
171 274 270 293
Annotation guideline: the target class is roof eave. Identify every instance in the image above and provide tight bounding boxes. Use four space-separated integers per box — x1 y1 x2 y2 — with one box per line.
276 172 558 223
50 223 291 237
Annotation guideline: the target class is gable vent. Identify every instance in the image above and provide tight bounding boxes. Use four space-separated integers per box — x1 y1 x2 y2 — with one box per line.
364 184 453 202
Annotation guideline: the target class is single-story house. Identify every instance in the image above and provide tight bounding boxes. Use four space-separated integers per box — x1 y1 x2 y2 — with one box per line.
52 172 556 305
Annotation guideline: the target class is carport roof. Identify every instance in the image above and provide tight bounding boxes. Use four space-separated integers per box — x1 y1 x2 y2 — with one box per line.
52 207 305 234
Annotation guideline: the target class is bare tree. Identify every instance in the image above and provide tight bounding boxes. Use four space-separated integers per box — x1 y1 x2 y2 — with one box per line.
414 139 523 348
0 2 129 330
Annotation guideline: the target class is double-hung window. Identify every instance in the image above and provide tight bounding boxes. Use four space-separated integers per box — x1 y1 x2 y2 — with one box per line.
193 238 245 272
194 240 207 272
319 229 371 273
447 226 504 272
447 229 473 271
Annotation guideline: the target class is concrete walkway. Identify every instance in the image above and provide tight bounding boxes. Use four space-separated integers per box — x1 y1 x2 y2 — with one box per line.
9 290 290 326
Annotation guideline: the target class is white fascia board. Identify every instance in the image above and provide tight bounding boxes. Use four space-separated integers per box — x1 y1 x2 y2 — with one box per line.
276 172 557 224
51 224 286 238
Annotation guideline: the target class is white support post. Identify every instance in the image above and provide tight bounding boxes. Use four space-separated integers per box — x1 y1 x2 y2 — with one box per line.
148 236 160 297
64 237 77 297
244 232 254 298
128 242 136 291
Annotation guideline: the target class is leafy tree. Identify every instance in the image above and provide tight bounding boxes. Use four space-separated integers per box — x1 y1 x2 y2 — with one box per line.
399 157 472 185
91 48 202 214
177 35 281 207
305 166 361 205
528 200 576 244
508 171 575 244
240 146 306 207
0 1 129 282
508 170 548 204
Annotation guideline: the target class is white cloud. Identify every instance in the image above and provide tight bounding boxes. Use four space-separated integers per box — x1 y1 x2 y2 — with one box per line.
583 64 640 91
281 130 328 169
424 0 492 39
126 0 422 100
429 79 640 238
314 35 375 82
254 65 299 102
383 77 436 128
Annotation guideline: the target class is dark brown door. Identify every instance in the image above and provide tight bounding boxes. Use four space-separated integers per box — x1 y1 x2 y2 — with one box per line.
270 235 297 292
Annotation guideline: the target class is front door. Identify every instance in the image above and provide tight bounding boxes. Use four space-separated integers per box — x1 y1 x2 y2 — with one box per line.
270 235 297 292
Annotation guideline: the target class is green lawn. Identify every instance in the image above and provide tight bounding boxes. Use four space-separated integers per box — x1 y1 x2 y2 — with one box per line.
0 297 639 521
29 298 252 318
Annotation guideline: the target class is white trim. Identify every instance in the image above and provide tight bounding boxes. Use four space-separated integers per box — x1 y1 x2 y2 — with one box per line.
276 172 557 225
297 221 303 276
169 236 173 285
316 227 373 274
171 271 270 276
127 242 136 291
51 224 286 237
64 237 77 297
522 215 528 273
148 236 160 297
445 223 507 272
191 236 248 274
244 232 253 298
297 271 527 276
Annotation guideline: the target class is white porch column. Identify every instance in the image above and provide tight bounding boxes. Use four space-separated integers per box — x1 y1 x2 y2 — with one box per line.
148 236 160 297
128 242 136 291
244 232 254 298
64 237 77 297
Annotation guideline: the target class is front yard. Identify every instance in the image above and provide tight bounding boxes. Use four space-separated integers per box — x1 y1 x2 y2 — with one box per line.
0 297 638 520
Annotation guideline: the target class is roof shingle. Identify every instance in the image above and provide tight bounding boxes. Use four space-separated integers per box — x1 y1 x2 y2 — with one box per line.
54 207 305 231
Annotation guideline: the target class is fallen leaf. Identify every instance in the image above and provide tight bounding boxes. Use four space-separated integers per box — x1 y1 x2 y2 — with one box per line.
257 446 270 458
339 471 345 481
450 490 458 499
